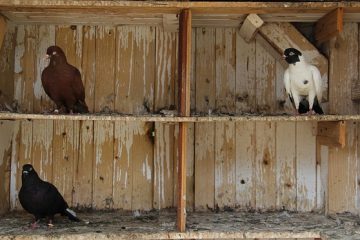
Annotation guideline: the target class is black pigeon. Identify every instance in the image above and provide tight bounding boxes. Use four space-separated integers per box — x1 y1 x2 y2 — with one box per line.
19 164 80 227
41 45 89 114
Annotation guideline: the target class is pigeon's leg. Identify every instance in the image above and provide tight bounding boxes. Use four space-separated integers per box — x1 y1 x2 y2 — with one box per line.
292 93 300 115
30 217 41 229
47 216 54 228
308 91 316 115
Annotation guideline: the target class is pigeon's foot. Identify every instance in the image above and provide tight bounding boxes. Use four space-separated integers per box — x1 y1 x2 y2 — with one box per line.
307 109 316 115
30 220 40 229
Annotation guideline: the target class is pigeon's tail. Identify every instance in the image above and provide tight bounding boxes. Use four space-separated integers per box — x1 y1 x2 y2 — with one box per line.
64 208 81 222
313 97 324 114
74 101 89 113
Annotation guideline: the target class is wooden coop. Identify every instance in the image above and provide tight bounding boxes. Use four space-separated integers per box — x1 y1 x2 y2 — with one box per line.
1 1 360 239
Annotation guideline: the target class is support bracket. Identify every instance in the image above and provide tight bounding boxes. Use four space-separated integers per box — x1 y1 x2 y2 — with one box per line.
315 7 343 44
239 14 264 43
317 121 346 148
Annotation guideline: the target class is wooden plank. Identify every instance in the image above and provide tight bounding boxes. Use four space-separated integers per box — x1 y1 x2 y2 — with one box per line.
92 25 115 209
276 122 296 211
317 121 346 148
315 8 344 44
328 122 357 213
177 9 191 232
14 120 32 210
162 14 178 33
259 22 328 102
239 14 264 43
95 26 115 112
186 122 195 211
73 120 93 209
255 122 276 210
328 23 359 214
296 122 317 211
131 122 154 210
153 122 174 209
33 25 55 113
194 27 215 211
153 27 177 210
82 26 96 113
0 23 15 110
235 27 256 113
317 145 328 211
93 121 114 209
9 121 20 210
0 15 6 50
31 120 53 182
115 26 155 114
214 28 236 209
0 121 14 214
235 122 255 209
113 122 132 210
52 120 75 205
255 39 276 114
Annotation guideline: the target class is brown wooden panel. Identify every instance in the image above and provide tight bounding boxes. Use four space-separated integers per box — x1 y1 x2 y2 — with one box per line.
315 7 344 43
276 122 296 210
255 122 276 209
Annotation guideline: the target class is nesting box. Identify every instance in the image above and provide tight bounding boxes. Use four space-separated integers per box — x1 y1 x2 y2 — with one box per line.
0 1 360 239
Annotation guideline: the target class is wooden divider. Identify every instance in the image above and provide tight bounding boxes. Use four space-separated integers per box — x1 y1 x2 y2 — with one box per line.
177 8 191 232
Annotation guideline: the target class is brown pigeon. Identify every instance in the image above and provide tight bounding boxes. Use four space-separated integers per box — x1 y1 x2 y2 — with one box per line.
41 45 89 114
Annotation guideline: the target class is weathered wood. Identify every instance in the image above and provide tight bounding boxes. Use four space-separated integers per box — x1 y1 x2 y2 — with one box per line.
259 22 328 102
255 122 276 209
235 122 255 209
239 14 264 43
315 8 344 44
194 27 215 211
317 121 346 148
328 24 359 214
177 9 191 232
214 28 236 209
162 14 178 32
2 112 360 122
0 121 14 215
0 15 6 50
276 122 296 210
296 122 317 211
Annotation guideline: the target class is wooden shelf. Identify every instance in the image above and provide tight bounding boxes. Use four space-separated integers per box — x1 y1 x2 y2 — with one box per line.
1 112 360 122
1 210 359 239
2 1 360 25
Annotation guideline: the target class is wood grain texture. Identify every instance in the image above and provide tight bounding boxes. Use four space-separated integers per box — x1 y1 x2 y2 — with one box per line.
296 122 317 211
255 122 276 210
328 23 359 214
0 121 14 215
315 7 344 43
194 27 215 211
276 122 296 210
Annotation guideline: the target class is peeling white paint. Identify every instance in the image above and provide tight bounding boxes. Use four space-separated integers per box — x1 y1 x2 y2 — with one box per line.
10 121 20 210
0 24 15 72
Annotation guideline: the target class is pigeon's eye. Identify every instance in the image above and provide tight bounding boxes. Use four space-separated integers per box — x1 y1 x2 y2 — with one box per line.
29 167 33 171
289 52 294 56
52 51 57 55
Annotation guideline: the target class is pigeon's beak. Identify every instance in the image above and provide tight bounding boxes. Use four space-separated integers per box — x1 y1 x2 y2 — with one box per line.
22 170 29 175
282 55 286 59
44 54 50 60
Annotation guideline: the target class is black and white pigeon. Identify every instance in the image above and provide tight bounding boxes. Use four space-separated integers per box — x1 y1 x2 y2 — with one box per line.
18 164 80 228
283 47 324 115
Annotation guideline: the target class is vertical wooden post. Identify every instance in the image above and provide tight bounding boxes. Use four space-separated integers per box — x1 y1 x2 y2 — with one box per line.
177 8 191 232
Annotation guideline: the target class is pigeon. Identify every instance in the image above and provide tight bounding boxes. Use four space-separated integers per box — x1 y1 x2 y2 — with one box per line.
41 45 89 114
18 164 80 228
283 47 324 115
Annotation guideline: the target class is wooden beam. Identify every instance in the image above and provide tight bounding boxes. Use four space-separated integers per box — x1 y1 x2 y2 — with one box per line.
315 8 344 44
177 8 191 232
351 79 360 101
317 121 346 148
0 15 7 50
239 14 264 43
258 22 329 102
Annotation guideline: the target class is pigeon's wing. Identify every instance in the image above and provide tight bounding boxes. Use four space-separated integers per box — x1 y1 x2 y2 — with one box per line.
311 65 322 102
70 66 86 102
283 68 291 97
41 67 54 100
41 181 68 213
